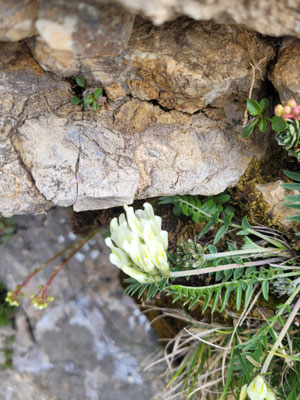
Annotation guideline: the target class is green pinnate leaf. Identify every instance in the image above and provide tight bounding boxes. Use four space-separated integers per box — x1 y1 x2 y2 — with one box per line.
246 99 262 116
92 101 99 111
71 96 82 105
262 280 269 301
75 76 85 88
94 88 103 98
241 215 250 229
283 170 300 182
213 225 228 245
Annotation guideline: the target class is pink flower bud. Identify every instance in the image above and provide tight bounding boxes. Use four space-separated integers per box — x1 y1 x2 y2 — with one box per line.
274 104 284 116
283 105 292 115
292 106 300 116
286 98 297 108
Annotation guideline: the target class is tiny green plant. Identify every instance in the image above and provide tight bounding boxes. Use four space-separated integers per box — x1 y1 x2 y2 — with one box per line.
242 98 287 138
71 76 104 111
242 97 300 161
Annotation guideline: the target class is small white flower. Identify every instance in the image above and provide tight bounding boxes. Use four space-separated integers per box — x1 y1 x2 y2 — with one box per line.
265 388 276 400
105 203 170 283
240 384 248 400
247 376 268 400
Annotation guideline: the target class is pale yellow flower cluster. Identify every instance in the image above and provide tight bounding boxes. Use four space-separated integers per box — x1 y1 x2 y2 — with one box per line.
105 203 170 283
240 376 276 400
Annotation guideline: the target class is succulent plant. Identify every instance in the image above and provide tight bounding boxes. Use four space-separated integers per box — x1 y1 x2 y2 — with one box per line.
275 119 300 150
175 239 204 269
271 277 297 297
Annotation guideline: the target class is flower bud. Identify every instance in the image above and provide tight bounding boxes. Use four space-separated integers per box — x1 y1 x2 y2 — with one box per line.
240 384 248 400
286 98 297 108
274 104 284 117
292 106 300 116
283 105 292 115
247 375 268 400
265 388 276 400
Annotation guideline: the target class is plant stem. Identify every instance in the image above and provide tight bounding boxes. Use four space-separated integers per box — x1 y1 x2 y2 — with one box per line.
260 285 300 374
169 257 283 278
38 231 97 299
14 241 83 295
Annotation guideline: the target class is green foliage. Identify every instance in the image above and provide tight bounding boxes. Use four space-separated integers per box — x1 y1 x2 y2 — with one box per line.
71 76 103 112
75 76 85 88
124 277 167 301
0 283 14 327
175 239 204 269
0 217 16 246
242 98 287 138
275 119 300 150
282 170 300 236
160 193 234 239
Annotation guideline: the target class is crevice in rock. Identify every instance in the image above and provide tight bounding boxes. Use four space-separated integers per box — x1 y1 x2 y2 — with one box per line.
25 314 36 344
10 136 48 203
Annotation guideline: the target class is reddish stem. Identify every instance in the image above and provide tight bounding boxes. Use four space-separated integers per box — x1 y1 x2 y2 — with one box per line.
37 231 97 299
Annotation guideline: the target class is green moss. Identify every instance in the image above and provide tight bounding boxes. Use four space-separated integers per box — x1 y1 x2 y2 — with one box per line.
0 283 14 327
0 216 16 245
231 157 283 230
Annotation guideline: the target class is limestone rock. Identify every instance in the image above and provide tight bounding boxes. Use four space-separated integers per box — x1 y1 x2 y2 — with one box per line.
270 37 300 104
0 0 37 42
30 0 135 77
0 42 70 216
0 20 276 216
1 208 163 400
255 180 300 230
113 0 300 38
124 20 275 113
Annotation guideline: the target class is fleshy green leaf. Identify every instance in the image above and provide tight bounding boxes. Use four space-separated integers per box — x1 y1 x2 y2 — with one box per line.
75 76 85 88
242 118 259 138
94 88 103 98
258 118 267 132
92 101 99 111
71 96 82 105
246 99 262 116
271 116 287 133
84 94 94 105
259 98 269 112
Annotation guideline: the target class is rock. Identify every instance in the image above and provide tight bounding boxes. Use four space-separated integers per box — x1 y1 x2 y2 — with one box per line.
124 20 275 113
112 0 300 38
30 0 135 78
0 0 37 42
0 18 277 216
0 42 71 216
270 37 300 104
255 180 300 230
0 208 164 400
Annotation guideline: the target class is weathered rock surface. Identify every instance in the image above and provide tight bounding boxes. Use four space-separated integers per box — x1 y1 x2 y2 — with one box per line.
1 208 164 400
1 20 276 215
113 0 300 38
256 180 300 231
0 0 37 42
270 37 300 104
